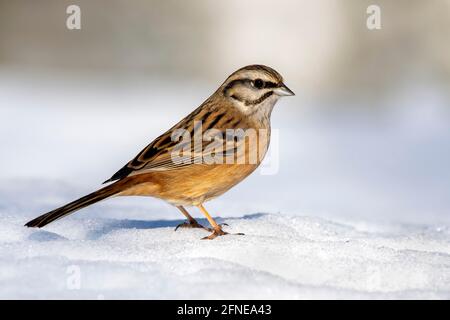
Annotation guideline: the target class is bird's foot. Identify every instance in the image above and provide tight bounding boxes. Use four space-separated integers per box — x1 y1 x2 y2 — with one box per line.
174 220 210 231
201 226 244 240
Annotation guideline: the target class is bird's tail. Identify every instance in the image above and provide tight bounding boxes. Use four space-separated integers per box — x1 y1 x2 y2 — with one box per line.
25 183 119 228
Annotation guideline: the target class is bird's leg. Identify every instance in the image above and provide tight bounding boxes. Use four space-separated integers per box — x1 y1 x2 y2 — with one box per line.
174 206 210 231
197 204 243 240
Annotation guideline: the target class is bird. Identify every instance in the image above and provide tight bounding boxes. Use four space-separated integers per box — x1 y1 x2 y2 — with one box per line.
25 65 294 239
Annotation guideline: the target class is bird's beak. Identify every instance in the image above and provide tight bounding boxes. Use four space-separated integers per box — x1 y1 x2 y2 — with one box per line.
274 83 295 96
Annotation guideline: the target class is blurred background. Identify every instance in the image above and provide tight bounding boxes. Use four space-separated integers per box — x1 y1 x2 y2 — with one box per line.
0 0 449 226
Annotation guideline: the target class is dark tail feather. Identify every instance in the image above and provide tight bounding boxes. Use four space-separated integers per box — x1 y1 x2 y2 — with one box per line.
25 184 119 228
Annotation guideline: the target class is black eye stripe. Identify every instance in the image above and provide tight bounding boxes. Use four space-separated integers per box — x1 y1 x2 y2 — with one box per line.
264 81 277 88
224 79 279 95
223 79 247 95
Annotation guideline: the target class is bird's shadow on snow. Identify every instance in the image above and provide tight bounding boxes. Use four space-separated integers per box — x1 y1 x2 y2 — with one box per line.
27 230 68 242
86 213 266 240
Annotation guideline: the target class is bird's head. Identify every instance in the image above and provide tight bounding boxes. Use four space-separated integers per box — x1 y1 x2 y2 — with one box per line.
220 65 294 117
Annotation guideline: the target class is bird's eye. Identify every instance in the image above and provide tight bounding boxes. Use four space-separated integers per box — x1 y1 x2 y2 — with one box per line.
253 79 264 89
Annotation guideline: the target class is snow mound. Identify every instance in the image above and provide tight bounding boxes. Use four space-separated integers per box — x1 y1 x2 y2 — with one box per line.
1 212 449 299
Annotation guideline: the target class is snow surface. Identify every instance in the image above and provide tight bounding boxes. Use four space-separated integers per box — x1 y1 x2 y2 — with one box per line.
1 202 450 299
1 70 449 299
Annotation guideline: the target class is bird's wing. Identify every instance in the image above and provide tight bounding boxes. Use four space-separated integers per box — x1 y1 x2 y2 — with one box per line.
104 101 249 183
103 107 201 183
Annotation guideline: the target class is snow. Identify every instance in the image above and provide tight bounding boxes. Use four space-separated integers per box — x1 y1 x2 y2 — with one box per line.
1 70 449 299
1 206 449 299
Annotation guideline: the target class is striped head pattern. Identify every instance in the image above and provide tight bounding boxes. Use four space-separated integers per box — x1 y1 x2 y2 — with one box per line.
220 65 294 119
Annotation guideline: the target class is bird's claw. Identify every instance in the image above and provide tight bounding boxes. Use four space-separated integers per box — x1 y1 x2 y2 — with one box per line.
174 220 240 239
201 227 244 240
174 220 210 231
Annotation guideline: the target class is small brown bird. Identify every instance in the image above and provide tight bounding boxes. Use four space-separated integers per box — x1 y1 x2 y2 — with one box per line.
25 65 294 239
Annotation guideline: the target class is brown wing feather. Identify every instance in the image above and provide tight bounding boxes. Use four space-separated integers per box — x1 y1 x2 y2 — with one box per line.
104 96 248 183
